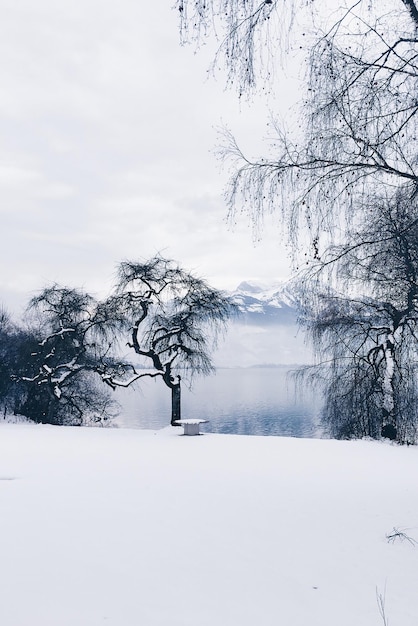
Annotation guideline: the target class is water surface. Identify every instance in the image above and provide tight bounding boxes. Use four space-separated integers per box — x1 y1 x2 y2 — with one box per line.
115 367 323 438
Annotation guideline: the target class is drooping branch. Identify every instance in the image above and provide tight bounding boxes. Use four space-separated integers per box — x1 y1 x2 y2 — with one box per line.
175 0 296 94
295 187 418 442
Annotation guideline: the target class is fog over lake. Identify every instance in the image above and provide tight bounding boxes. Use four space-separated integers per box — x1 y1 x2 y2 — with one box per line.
115 366 323 438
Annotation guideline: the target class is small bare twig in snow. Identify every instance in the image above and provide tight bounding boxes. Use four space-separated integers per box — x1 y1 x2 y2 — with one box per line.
386 527 417 546
376 586 389 626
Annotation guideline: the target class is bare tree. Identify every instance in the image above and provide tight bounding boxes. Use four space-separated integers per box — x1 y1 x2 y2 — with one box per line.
100 256 237 425
0 307 23 416
297 188 418 442
176 1 418 255
19 286 118 425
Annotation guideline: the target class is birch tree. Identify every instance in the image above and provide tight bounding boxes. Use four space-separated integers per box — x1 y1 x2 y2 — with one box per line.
298 188 418 442
176 0 418 254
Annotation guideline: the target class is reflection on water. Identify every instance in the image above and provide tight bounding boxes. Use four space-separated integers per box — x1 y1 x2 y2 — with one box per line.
115 367 323 438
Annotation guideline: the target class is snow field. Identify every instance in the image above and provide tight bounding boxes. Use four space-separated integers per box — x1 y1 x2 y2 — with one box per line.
0 423 417 625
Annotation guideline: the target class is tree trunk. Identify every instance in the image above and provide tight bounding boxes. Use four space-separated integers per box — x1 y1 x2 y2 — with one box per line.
381 338 398 441
171 381 181 426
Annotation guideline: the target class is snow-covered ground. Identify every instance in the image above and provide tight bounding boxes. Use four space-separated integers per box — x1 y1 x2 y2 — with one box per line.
0 421 417 625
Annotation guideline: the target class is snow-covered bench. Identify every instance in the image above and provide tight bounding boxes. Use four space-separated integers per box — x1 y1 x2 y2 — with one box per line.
173 419 208 435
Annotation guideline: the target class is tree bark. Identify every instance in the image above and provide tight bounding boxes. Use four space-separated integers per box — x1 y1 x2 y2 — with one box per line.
402 0 418 27
171 382 181 425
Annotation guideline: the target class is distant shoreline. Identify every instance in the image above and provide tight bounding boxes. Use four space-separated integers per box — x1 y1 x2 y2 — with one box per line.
215 363 310 370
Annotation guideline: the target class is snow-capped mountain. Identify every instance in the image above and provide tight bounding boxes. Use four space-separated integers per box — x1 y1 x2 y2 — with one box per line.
214 281 308 367
229 281 298 326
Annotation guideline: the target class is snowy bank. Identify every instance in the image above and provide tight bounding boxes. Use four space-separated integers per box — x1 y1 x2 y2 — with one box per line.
0 423 417 626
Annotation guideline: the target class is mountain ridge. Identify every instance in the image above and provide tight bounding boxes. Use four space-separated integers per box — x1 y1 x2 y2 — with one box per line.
229 280 298 326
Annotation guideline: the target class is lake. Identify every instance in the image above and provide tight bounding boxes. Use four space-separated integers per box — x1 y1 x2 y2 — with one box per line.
114 366 324 438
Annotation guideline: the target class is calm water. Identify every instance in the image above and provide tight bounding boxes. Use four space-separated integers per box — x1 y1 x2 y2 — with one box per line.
115 367 323 438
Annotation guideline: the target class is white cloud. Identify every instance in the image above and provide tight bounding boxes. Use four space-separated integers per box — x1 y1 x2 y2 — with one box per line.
0 1 300 315
0 164 40 186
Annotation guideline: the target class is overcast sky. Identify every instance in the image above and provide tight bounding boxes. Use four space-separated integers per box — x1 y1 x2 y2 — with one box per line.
1 1 302 315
